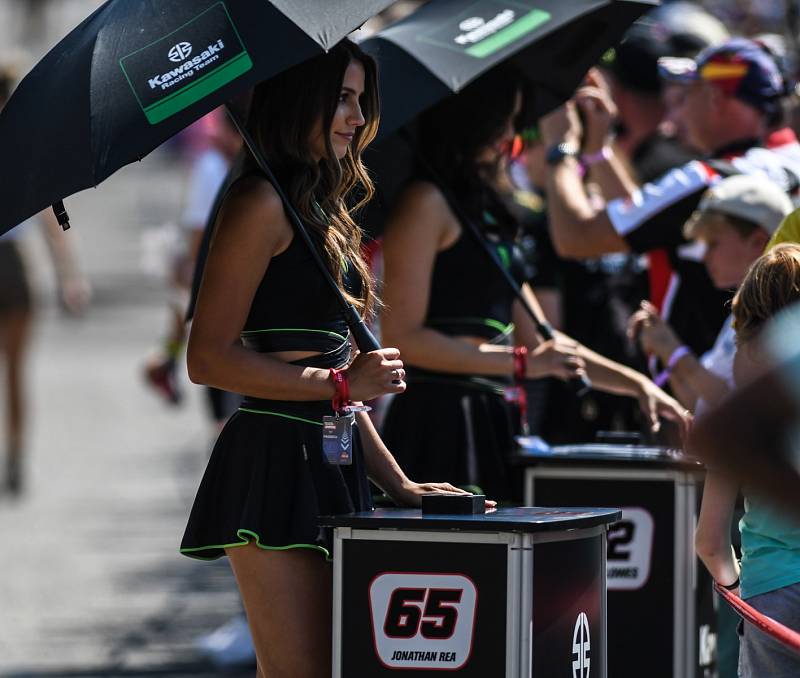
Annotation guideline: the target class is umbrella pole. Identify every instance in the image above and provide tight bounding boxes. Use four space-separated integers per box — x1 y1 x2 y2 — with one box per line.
225 106 381 353
402 133 591 396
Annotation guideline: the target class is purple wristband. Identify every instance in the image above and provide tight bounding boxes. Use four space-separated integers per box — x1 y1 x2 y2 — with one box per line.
666 345 692 370
580 146 612 167
653 345 691 387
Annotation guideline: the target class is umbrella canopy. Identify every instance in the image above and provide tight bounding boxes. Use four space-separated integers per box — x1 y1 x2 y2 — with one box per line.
362 0 657 140
0 0 394 234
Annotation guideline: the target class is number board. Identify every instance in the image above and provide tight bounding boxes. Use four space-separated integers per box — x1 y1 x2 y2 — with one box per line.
341 539 508 676
532 476 676 677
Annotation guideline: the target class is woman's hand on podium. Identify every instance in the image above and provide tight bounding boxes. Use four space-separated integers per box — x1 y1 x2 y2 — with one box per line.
391 480 497 511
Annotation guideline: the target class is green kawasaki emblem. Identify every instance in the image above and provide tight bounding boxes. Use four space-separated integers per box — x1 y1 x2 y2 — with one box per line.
418 1 551 59
120 2 253 124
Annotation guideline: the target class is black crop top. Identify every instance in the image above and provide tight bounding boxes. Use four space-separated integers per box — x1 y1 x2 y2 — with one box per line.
425 209 525 341
241 227 362 353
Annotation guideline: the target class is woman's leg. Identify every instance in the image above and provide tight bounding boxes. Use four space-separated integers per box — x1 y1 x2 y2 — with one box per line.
226 543 332 678
2 309 32 493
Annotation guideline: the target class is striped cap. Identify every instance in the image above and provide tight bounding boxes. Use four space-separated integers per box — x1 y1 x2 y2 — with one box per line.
657 37 785 115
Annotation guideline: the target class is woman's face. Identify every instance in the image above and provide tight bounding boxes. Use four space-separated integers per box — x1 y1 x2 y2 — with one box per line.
308 59 367 161
477 90 522 164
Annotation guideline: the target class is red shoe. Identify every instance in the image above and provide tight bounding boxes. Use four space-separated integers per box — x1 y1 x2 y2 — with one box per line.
144 358 183 405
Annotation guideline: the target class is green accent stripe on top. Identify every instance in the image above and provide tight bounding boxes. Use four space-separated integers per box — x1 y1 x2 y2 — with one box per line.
144 52 253 124
180 528 331 561
237 408 324 427
431 317 514 335
466 9 551 59
496 244 511 270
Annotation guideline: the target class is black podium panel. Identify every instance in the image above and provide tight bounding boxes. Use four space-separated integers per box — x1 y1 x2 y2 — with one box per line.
533 479 673 676
532 534 605 678
341 539 508 676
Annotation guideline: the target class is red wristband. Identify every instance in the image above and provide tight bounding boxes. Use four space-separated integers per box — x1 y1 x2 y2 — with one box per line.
329 367 350 413
513 346 528 383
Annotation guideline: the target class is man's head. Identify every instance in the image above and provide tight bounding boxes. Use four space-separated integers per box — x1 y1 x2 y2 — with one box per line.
602 5 727 141
684 174 793 289
659 38 786 152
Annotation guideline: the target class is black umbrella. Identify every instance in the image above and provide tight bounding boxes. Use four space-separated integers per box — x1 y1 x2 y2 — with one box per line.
0 0 395 350
363 0 657 139
360 0 655 393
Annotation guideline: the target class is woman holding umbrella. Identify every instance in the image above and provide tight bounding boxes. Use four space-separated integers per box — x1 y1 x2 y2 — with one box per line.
180 40 476 677
380 67 689 501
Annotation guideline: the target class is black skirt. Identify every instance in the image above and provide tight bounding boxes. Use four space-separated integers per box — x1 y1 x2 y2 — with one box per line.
180 399 372 561
381 373 519 502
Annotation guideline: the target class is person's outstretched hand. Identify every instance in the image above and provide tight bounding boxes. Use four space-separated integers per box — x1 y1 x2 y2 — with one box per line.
635 376 692 439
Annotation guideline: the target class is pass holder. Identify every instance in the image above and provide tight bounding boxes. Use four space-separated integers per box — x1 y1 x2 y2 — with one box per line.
322 412 355 465
323 368 368 465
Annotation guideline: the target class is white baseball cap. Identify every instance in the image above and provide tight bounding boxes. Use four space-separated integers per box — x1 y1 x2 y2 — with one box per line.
684 174 794 238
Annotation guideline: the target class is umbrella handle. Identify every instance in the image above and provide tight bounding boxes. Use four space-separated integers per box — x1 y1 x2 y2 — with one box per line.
344 302 381 352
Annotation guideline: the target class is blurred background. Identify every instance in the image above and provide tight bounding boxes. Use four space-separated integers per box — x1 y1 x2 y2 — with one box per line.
0 0 797 676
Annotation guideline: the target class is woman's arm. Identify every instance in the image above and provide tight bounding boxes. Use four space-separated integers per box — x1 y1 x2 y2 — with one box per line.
355 411 496 508
188 178 404 402
513 283 689 432
695 470 740 591
381 182 582 381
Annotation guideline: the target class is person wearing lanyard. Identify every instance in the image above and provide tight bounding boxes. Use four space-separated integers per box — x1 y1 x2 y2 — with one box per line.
179 40 480 677
380 66 689 503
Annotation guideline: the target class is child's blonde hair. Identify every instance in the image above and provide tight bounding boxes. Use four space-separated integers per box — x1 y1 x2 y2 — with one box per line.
732 243 800 345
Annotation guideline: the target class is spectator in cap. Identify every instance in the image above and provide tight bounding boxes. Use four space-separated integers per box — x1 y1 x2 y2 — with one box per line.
540 37 800 370
600 3 728 181
628 174 793 414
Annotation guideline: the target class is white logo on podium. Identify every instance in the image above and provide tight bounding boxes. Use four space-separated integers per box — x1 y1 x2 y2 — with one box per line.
572 611 591 678
369 572 477 670
606 507 654 590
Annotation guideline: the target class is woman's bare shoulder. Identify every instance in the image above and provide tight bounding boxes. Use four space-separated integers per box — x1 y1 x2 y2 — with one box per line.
398 179 449 213
385 179 458 245
215 175 291 248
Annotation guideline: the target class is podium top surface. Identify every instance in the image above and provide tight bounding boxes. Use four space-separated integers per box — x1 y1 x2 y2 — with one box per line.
320 506 622 532
514 439 703 468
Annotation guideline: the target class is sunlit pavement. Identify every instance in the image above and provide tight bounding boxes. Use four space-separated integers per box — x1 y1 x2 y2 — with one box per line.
0 153 251 676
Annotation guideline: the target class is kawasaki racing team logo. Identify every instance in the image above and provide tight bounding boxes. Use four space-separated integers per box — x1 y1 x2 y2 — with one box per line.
120 2 252 125
168 42 193 63
417 0 551 59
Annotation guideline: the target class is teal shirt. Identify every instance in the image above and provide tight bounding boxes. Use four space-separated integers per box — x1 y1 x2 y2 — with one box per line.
739 303 800 599
739 497 800 599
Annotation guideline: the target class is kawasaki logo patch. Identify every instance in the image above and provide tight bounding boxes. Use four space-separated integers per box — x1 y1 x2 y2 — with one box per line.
418 0 551 59
120 2 252 124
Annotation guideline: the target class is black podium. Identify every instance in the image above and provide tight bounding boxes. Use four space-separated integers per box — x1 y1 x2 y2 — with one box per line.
516 440 716 678
322 506 620 677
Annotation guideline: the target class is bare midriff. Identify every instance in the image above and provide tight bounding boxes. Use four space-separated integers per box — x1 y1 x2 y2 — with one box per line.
261 349 325 364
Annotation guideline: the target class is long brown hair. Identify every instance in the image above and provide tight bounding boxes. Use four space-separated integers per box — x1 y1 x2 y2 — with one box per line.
245 39 380 316
732 243 800 344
